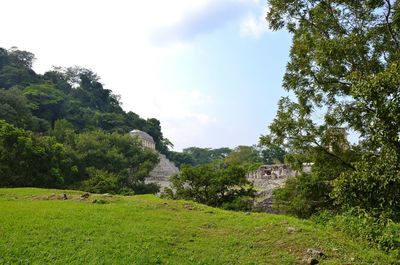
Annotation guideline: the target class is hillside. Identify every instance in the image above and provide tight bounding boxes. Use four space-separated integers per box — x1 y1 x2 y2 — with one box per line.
0 188 395 264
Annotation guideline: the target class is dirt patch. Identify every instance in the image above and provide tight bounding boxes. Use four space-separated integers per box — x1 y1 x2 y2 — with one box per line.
25 192 111 203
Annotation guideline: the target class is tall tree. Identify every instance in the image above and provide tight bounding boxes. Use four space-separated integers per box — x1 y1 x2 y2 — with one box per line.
264 0 400 217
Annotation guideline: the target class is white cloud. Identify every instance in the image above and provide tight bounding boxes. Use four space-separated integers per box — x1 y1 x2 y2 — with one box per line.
0 0 268 150
151 0 264 45
240 6 270 38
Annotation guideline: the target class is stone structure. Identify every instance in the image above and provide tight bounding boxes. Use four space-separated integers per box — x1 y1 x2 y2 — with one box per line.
247 163 315 211
130 130 156 150
246 164 297 180
146 153 179 190
129 130 178 191
246 164 298 212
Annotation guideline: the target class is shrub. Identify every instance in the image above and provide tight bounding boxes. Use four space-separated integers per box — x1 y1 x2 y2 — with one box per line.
80 168 119 194
164 163 255 211
312 209 400 256
332 148 400 221
0 120 70 188
273 172 333 218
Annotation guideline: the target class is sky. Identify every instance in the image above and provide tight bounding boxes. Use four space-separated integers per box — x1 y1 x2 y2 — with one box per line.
0 0 292 151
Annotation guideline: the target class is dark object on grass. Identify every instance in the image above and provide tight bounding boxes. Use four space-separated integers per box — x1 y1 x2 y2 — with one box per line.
307 258 319 265
81 193 90 199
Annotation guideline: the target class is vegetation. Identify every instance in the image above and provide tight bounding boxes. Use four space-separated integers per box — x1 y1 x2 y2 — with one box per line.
170 145 285 171
0 188 397 264
169 147 233 167
262 0 400 221
0 47 170 194
164 163 256 211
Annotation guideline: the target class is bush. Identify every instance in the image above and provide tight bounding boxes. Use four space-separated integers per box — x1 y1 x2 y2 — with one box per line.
312 209 400 255
0 120 70 188
273 172 333 218
131 182 160 195
80 168 119 194
332 148 400 221
164 163 255 211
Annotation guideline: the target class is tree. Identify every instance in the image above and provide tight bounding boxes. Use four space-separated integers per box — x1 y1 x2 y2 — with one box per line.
260 143 286 164
224 145 262 172
0 88 33 129
67 130 159 192
23 84 66 125
165 163 256 211
0 120 70 188
168 151 195 168
182 147 232 166
0 47 39 88
263 0 400 217
0 46 172 195
143 118 172 154
7 47 35 68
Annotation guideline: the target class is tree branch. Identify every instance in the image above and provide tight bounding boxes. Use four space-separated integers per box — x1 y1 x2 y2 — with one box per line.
384 0 399 49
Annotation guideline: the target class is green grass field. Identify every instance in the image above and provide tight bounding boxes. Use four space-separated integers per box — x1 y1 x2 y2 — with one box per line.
0 188 396 264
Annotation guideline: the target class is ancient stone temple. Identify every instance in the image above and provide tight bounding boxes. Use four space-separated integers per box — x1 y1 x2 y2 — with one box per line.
130 130 156 150
246 164 298 212
129 130 179 191
247 163 315 212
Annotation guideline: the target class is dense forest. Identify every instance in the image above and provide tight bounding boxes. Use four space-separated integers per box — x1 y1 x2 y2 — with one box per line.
0 47 173 194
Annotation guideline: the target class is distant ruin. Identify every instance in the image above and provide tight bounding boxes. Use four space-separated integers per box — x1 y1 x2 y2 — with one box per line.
130 130 179 191
246 164 297 180
247 164 308 212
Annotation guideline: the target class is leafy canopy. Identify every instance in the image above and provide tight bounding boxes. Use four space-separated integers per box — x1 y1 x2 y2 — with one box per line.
264 0 400 218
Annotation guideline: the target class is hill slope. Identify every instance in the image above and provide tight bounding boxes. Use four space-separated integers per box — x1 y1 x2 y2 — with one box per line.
0 188 395 264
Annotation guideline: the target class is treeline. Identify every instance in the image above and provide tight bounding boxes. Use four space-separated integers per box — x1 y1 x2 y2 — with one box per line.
169 144 285 169
0 47 169 194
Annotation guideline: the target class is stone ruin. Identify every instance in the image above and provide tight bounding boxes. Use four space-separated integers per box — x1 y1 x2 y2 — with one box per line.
246 164 297 180
130 130 179 191
146 153 179 190
246 164 299 212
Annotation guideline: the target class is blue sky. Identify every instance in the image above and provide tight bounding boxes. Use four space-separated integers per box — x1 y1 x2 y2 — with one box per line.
0 0 292 150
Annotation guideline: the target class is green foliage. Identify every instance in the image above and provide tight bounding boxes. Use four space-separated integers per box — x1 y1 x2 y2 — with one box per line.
313 209 400 256
224 145 262 172
332 148 400 221
0 48 172 154
0 47 172 194
170 145 285 171
69 131 143 174
168 151 195 168
260 143 286 164
165 163 255 211
272 144 355 218
274 172 333 218
0 120 69 188
264 0 400 218
0 88 34 129
23 84 65 124
80 168 119 194
0 47 39 89
181 147 232 166
50 119 75 143
66 130 159 193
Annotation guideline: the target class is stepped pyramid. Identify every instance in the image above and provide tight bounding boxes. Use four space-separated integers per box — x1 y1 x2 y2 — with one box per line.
130 130 179 190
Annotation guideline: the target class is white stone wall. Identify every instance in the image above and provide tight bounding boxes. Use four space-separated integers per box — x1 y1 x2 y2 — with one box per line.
146 154 179 191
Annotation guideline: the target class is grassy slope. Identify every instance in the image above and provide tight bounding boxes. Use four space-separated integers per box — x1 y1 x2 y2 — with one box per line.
0 188 395 265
